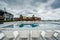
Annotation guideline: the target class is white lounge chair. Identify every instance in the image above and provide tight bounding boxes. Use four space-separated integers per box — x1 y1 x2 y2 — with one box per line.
13 31 19 40
0 32 5 40
3 31 14 40
44 30 54 40
41 31 46 37
18 30 29 40
41 31 46 40
30 30 40 40
54 30 60 40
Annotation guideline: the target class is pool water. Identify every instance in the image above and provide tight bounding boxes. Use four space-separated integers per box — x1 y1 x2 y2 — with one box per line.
0 21 60 30
18 23 39 28
15 22 60 30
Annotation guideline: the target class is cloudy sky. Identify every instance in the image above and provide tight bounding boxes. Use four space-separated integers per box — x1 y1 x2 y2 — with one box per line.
0 0 60 20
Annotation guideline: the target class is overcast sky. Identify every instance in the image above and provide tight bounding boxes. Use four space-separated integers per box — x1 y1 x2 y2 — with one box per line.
0 0 60 20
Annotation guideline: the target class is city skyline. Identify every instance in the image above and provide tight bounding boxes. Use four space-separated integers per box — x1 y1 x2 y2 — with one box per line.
0 0 60 20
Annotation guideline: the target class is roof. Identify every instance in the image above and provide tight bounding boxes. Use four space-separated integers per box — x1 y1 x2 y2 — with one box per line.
0 10 4 13
0 9 13 16
0 10 4 15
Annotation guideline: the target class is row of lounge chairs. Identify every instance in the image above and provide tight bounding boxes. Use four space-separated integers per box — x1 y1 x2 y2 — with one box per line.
0 30 60 40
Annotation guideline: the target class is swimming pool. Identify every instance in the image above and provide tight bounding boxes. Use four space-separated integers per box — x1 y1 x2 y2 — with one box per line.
16 23 60 30
17 23 39 28
0 21 60 30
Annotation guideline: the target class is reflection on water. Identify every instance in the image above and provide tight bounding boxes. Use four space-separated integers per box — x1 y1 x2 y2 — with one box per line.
16 22 60 30
18 23 39 28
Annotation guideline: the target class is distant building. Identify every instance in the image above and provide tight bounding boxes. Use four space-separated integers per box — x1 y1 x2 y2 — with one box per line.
4 12 13 21
23 16 41 21
4 8 14 21
0 9 13 21
14 16 41 21
34 17 41 21
0 10 5 23
14 17 20 21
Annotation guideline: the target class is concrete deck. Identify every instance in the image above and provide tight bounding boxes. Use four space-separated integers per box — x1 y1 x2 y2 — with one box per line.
0 30 60 40
0 21 60 40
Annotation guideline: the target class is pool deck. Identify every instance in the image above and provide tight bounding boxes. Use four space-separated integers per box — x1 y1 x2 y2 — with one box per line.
0 30 60 40
0 21 60 40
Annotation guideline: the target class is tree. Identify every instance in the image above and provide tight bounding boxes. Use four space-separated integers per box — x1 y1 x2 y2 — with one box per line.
32 15 35 21
20 15 23 21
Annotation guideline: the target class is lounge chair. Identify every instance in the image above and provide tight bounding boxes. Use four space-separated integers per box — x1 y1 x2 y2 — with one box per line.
3 31 14 40
44 30 54 40
13 31 19 40
54 30 60 40
0 32 5 40
18 30 29 40
30 30 40 40
41 31 46 40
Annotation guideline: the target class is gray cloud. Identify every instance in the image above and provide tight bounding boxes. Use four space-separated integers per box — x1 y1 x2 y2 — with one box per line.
51 0 60 9
0 0 60 20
